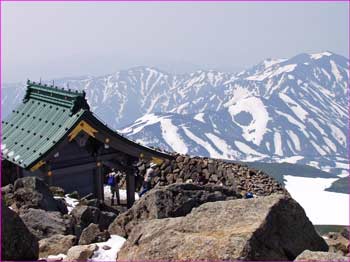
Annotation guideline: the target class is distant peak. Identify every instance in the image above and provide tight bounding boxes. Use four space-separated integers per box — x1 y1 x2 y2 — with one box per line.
262 58 287 68
310 51 333 60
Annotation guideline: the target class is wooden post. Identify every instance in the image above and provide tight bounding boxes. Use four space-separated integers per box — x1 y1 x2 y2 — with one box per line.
47 171 53 186
126 166 136 208
96 161 104 202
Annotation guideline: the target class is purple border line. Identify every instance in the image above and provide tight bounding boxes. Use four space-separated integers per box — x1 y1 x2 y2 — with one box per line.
0 1 349 262
348 0 350 233
0 0 2 256
0 0 346 1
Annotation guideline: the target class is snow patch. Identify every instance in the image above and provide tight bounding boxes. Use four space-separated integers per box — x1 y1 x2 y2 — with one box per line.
330 60 342 82
194 113 205 123
45 254 67 260
234 141 265 158
277 156 304 164
54 195 79 214
329 124 346 147
104 186 139 201
279 93 308 121
246 64 296 81
310 52 332 60
182 127 221 158
287 130 301 151
205 133 238 159
263 58 287 68
227 96 269 146
89 235 126 261
120 113 163 135
274 132 283 156
284 175 349 225
161 118 188 154
310 140 327 156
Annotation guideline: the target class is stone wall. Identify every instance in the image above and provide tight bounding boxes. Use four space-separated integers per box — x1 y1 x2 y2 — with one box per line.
133 154 287 196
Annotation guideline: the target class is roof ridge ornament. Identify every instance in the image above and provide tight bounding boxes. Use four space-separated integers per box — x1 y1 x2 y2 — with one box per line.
24 79 90 113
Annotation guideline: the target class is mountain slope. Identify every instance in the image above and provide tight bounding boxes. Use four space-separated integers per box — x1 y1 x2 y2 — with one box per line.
118 52 349 176
2 51 348 176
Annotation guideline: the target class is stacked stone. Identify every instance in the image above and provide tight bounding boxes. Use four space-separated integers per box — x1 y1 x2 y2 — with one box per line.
136 154 287 196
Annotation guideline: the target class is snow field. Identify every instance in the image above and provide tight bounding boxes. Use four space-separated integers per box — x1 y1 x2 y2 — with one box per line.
284 175 349 225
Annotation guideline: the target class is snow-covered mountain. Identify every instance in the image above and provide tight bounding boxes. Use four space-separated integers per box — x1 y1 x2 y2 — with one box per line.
2 51 349 176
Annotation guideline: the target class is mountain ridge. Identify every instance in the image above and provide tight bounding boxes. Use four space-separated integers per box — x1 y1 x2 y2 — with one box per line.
2 51 348 176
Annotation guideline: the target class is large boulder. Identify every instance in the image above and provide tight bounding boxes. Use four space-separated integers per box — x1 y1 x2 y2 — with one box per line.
71 205 117 230
295 250 349 261
71 205 116 238
66 244 97 260
2 201 39 260
78 223 110 245
71 205 101 228
39 234 76 258
19 208 74 240
109 183 240 237
6 177 67 213
118 194 328 260
99 211 117 230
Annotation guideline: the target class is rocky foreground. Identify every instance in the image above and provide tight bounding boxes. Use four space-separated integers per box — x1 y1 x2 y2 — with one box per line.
118 194 327 260
2 155 350 261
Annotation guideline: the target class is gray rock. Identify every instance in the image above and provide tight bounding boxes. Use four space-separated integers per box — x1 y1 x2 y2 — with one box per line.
39 234 76 258
295 250 349 261
99 211 117 230
341 226 350 240
19 208 74 240
71 205 116 234
2 200 39 260
118 194 328 260
71 205 100 228
1 184 13 195
66 244 97 260
109 183 240 237
8 177 68 213
78 223 110 245
325 232 349 255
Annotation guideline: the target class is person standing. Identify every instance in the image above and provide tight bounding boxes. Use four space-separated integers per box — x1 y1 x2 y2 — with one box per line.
114 171 121 205
139 163 157 197
107 169 121 205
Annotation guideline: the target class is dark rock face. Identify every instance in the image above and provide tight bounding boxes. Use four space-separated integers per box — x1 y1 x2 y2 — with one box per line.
109 183 241 237
78 223 110 245
2 201 39 260
294 250 349 261
71 205 117 237
71 205 101 228
5 177 68 213
136 154 287 197
341 227 350 240
39 234 76 258
19 208 74 240
118 194 328 261
99 211 117 230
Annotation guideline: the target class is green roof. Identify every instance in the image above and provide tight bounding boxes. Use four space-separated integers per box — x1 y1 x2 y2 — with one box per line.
1 81 87 168
1 80 172 169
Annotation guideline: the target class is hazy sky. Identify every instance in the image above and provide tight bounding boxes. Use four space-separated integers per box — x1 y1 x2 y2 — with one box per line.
2 2 349 83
